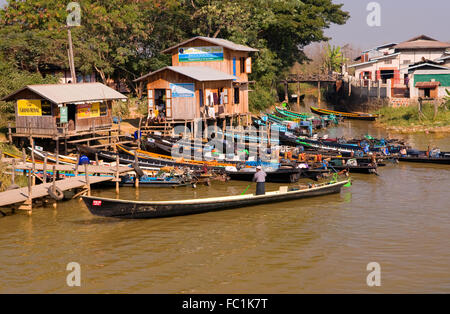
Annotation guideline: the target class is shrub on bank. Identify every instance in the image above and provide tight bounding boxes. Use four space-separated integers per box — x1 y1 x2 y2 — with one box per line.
377 102 450 127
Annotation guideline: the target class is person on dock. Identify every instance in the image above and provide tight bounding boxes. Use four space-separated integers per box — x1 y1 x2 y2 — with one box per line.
253 166 266 196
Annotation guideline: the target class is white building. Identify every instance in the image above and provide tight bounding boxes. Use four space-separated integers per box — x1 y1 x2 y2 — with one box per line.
348 35 450 101
349 35 450 85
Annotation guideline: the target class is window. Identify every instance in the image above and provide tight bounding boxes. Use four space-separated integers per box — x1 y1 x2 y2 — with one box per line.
234 87 240 104
100 102 108 116
384 59 392 64
240 57 245 74
41 100 52 116
403 60 411 65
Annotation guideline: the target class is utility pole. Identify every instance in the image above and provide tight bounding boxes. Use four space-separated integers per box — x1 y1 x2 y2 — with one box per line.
67 27 76 83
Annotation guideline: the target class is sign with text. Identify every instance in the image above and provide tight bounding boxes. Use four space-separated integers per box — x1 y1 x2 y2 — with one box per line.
178 46 223 62
170 83 195 98
77 102 100 119
17 99 42 116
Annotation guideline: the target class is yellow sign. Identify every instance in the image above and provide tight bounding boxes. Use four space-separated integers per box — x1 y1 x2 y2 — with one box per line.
77 102 100 118
17 99 42 116
91 102 100 117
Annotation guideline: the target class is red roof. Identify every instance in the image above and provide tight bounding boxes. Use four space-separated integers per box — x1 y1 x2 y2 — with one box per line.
415 81 440 88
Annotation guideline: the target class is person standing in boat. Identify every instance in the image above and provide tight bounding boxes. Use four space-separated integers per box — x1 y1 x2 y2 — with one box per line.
253 166 266 195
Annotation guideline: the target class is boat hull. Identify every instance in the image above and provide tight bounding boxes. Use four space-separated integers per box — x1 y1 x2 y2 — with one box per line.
310 107 377 121
82 180 348 219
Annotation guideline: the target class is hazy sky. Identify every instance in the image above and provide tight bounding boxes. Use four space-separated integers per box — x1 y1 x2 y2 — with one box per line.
0 0 448 51
326 0 450 50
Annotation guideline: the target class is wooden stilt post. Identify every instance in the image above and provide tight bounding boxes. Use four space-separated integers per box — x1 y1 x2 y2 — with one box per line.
22 148 26 163
8 122 12 144
115 153 120 194
75 153 80 176
11 159 16 185
318 80 321 108
55 138 60 179
284 80 288 103
43 153 48 183
134 152 139 188
51 164 57 209
138 117 142 150
29 135 35 186
84 163 90 196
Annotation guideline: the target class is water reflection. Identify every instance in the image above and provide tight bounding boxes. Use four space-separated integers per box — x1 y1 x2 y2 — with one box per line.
0 120 449 293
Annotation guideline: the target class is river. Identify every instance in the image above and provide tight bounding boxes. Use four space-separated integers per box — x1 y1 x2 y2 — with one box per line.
0 118 449 293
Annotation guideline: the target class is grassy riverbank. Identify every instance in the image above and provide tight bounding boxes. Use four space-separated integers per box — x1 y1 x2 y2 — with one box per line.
376 102 450 133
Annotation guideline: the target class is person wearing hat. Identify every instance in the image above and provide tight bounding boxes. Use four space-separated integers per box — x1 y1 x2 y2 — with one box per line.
253 166 266 195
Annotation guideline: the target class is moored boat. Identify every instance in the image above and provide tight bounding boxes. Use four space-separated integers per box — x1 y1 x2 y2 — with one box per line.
310 106 378 121
81 179 350 219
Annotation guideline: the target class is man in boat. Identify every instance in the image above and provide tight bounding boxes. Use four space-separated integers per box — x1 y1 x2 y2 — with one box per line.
253 166 266 195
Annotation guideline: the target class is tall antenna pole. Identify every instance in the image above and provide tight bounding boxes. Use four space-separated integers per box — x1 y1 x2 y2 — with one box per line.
67 26 76 83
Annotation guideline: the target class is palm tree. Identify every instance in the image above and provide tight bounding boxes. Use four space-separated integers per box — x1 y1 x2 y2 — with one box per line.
323 44 347 73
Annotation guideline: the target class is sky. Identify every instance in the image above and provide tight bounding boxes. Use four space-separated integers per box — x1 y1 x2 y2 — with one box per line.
326 0 450 50
0 0 448 52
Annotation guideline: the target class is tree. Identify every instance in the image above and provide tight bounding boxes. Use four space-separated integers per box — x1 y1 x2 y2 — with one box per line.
0 0 349 110
323 44 347 73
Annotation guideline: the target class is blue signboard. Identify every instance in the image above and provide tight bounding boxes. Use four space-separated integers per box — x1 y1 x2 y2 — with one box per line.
170 83 195 98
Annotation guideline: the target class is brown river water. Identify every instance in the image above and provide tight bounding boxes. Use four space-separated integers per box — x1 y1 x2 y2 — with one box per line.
0 120 449 293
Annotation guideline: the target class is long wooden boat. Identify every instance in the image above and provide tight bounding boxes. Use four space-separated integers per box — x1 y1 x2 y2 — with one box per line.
310 106 378 121
81 179 350 219
397 151 450 164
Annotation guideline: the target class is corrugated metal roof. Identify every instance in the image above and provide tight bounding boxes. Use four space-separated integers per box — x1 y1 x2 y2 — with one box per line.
134 66 237 83
162 36 259 53
2 82 127 104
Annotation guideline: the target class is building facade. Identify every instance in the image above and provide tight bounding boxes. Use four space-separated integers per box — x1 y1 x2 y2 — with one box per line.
134 36 258 122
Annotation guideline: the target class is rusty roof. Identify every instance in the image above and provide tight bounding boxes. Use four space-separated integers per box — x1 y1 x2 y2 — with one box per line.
415 81 441 88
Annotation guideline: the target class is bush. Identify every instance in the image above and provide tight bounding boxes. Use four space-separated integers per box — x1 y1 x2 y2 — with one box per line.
377 102 450 127
249 83 276 112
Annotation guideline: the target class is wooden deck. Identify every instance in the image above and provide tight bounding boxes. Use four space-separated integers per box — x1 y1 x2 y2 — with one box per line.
0 176 113 208
2 159 134 174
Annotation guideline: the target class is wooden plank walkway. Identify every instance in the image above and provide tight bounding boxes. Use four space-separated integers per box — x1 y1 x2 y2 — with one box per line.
9 161 134 174
0 176 113 208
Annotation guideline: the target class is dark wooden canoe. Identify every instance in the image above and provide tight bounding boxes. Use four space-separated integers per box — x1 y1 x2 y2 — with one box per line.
310 106 377 121
398 155 450 164
82 180 349 219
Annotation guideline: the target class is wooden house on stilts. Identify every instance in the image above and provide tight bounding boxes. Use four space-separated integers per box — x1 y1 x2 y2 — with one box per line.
134 36 258 136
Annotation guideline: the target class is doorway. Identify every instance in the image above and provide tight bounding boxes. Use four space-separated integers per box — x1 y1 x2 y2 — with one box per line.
68 104 76 131
155 89 167 119
380 70 394 84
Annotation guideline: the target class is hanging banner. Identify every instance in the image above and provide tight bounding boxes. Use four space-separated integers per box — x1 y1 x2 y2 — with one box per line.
178 46 223 62
17 99 42 116
170 83 195 98
77 102 100 119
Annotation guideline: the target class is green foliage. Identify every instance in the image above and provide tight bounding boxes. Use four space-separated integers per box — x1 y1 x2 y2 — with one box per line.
112 100 130 118
0 0 349 101
377 103 450 127
249 83 276 112
323 44 346 73
0 56 60 116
